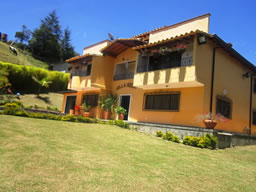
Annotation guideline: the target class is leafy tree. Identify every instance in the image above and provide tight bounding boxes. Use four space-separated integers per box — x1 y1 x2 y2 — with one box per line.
15 25 31 44
61 27 76 61
29 10 62 63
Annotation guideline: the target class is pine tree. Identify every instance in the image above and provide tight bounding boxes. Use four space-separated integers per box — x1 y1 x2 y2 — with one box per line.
29 10 62 63
61 27 76 61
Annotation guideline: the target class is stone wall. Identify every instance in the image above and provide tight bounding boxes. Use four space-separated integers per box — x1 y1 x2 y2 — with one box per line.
129 122 256 149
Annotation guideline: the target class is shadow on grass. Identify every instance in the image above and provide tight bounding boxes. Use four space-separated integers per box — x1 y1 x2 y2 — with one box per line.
36 95 52 105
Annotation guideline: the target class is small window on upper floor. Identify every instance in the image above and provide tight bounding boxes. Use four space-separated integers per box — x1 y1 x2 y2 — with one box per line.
216 97 232 119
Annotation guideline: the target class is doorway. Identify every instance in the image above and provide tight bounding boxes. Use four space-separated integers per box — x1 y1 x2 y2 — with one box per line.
119 95 131 120
64 95 77 114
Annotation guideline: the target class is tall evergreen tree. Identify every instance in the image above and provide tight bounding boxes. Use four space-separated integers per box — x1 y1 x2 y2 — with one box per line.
29 10 62 63
61 27 76 61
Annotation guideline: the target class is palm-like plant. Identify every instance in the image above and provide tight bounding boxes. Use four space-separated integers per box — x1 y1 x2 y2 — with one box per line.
32 76 52 96
100 94 117 112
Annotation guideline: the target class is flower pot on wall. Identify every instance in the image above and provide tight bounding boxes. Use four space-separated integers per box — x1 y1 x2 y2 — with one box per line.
203 120 217 129
118 114 124 120
103 111 110 120
75 111 80 116
83 112 90 117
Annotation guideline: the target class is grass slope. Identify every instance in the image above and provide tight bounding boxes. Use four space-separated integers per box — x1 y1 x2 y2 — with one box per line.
0 115 256 192
0 42 48 69
19 93 64 110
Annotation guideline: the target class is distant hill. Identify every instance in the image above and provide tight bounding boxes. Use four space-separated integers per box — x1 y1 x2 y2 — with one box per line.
0 41 48 69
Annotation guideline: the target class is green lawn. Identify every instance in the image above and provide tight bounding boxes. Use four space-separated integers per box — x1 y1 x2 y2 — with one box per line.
0 115 256 192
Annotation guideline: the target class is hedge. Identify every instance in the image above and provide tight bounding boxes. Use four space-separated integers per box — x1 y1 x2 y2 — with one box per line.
1 102 130 129
0 61 69 93
155 130 218 149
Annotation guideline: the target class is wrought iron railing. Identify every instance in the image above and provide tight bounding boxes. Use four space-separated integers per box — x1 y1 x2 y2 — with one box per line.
113 72 134 81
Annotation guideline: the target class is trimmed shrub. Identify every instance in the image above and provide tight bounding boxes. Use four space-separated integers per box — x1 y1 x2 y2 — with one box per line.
163 131 174 141
15 110 29 117
183 136 201 147
156 130 164 137
172 135 181 143
183 134 218 149
3 102 23 115
162 131 181 143
106 120 129 129
61 114 77 122
0 61 69 93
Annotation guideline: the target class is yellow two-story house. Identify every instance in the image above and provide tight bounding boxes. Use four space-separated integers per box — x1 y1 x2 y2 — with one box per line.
62 14 256 135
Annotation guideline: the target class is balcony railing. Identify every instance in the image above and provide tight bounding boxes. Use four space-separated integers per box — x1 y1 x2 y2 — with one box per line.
113 72 134 81
70 70 91 78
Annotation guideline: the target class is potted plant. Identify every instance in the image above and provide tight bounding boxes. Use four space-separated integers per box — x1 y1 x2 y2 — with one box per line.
69 108 74 115
200 113 226 129
115 106 127 120
74 105 81 116
82 102 91 117
100 94 117 120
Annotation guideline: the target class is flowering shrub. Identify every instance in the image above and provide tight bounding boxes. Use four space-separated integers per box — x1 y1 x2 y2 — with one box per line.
74 105 81 112
199 113 226 122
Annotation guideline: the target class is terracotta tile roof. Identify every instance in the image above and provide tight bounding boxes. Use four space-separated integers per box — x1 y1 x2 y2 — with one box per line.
132 13 211 39
133 30 256 72
133 30 201 50
65 54 93 63
101 38 145 56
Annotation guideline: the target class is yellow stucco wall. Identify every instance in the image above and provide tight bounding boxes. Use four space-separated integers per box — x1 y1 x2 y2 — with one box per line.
149 15 209 43
91 56 115 90
133 65 197 87
83 40 110 55
110 47 205 127
195 37 256 134
63 35 255 134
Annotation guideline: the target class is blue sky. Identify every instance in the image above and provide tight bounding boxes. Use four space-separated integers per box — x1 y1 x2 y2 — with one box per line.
1 0 256 64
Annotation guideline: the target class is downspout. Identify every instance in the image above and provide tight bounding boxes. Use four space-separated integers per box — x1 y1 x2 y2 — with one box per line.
249 74 253 135
210 47 217 115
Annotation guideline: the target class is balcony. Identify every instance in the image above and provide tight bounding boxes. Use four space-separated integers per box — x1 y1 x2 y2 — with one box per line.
68 63 99 90
113 61 135 81
133 51 203 89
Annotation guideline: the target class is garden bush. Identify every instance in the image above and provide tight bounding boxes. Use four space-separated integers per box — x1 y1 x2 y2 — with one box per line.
61 114 77 122
0 61 69 93
106 120 129 129
156 130 164 137
162 131 181 143
183 134 217 149
3 102 23 115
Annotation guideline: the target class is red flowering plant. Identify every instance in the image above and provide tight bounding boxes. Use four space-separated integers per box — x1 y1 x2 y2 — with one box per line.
176 43 187 52
74 105 81 112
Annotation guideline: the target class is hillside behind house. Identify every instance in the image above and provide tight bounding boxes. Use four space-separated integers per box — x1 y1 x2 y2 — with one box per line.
0 41 48 69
